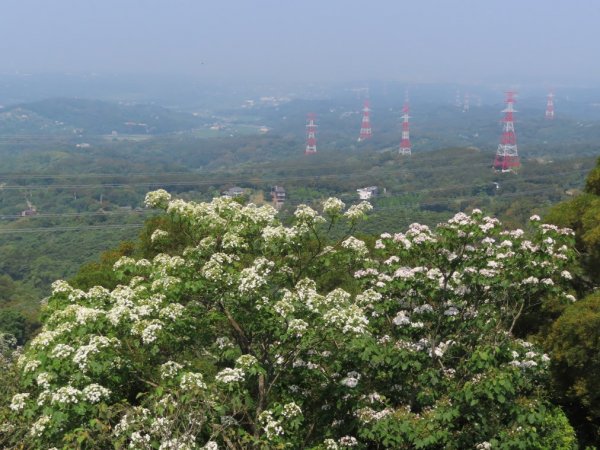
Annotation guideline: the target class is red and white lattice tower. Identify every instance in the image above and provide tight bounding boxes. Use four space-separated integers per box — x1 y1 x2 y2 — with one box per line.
493 91 520 172
545 91 555 119
305 113 317 154
358 98 372 142
399 101 411 155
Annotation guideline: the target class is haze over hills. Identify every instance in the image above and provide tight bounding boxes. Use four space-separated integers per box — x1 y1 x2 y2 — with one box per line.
0 97 206 135
1 0 600 447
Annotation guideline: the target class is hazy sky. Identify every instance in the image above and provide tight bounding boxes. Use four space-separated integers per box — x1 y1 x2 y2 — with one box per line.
1 0 600 85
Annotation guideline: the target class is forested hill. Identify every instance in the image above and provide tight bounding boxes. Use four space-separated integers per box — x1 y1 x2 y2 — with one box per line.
0 141 593 328
0 98 206 135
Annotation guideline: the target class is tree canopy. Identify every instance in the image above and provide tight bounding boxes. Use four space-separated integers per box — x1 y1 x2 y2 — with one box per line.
0 190 580 449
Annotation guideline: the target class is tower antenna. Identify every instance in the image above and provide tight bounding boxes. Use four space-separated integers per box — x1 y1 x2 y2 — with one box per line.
463 92 470 112
399 99 412 156
358 97 373 142
545 90 555 119
493 91 520 172
305 113 317 154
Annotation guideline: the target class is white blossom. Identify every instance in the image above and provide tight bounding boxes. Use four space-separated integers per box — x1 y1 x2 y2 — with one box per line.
281 402 302 418
141 321 163 344
258 410 284 438
323 197 345 215
561 270 572 280
51 386 81 405
339 436 359 447
82 384 111 403
180 372 207 390
150 229 169 243
29 415 51 438
160 361 183 379
10 393 29 411
344 201 372 220
341 236 369 255
145 189 172 209
236 354 258 369
215 367 245 384
288 318 309 337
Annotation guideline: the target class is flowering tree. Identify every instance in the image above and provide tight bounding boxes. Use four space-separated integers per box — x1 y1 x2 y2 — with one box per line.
1 191 578 449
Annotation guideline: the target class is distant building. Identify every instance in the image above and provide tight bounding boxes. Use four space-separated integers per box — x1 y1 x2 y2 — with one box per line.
21 207 37 217
271 186 286 209
357 186 378 200
258 126 270 134
222 186 246 198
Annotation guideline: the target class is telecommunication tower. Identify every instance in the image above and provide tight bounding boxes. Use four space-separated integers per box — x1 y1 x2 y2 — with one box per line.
398 101 412 155
455 89 462 108
358 98 372 141
493 91 520 172
545 91 555 119
305 113 317 154
463 93 470 112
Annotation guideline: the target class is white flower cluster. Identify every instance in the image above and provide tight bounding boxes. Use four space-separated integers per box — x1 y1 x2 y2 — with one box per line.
36 372 52 389
150 229 169 243
30 414 51 438
281 402 302 418
159 303 185 321
392 311 410 326
141 321 163 344
82 384 111 403
338 436 359 447
51 279 73 295
222 231 246 250
235 354 258 369
323 304 369 335
30 330 60 350
51 343 74 359
324 439 339 450
341 236 369 256
215 367 245 384
201 253 238 283
73 335 115 370
294 204 324 224
323 197 346 215
160 361 184 379
287 318 309 337
355 406 393 423
145 189 172 209
258 410 284 439
113 256 137 271
405 223 436 245
180 372 207 390
51 385 81 405
344 201 372 221
273 293 295 318
10 393 29 411
262 225 299 244
341 371 361 388
238 258 274 294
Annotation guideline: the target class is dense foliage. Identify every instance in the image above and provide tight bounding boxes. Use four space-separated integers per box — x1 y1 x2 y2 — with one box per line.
0 190 580 449
543 157 600 446
546 157 600 288
547 292 600 446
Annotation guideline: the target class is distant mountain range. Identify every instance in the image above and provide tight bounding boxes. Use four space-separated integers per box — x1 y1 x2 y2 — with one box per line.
0 98 206 135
